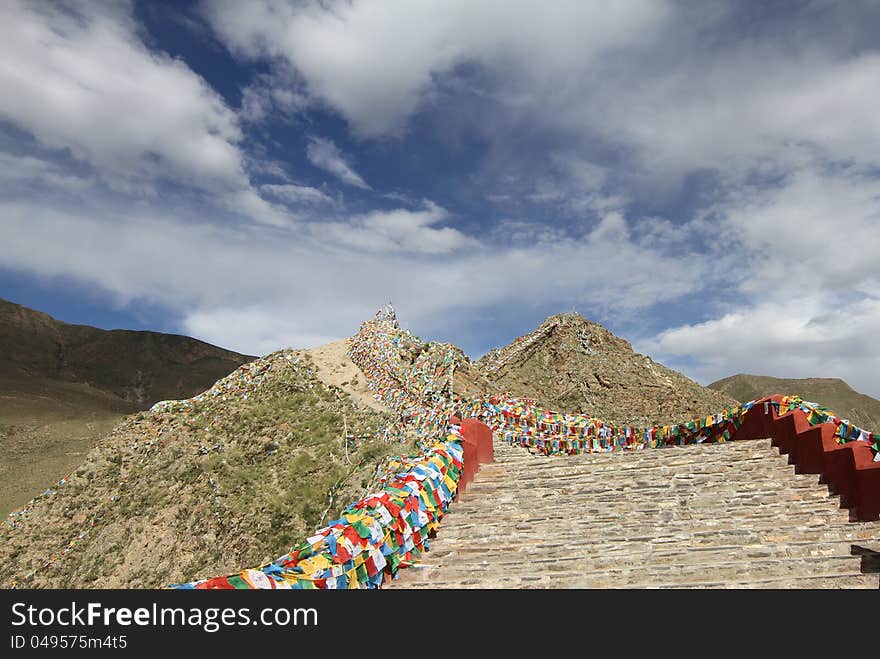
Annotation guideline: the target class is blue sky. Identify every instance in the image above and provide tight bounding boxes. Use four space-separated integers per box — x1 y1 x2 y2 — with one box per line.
1 0 879 397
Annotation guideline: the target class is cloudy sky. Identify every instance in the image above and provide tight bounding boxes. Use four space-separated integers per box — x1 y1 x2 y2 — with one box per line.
1 0 879 397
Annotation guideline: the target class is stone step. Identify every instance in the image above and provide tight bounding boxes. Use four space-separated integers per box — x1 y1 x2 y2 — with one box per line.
475 463 813 486
487 452 802 474
490 463 806 482
486 439 789 467
434 514 862 541
422 536 869 565
398 572 879 589
427 532 880 562
462 474 835 493
472 459 818 484
714 574 879 589
441 499 859 529
449 496 850 520
407 552 863 581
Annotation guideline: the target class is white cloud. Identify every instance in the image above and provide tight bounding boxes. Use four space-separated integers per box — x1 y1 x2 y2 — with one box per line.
239 73 308 122
203 1 880 198
580 48 880 183
317 201 475 254
637 162 880 399
184 306 340 356
305 137 370 190
221 188 291 227
0 152 93 193
642 296 880 399
711 165 880 296
198 1 880 212
0 0 293 226
514 153 628 219
203 0 670 136
0 1 242 188
261 183 335 206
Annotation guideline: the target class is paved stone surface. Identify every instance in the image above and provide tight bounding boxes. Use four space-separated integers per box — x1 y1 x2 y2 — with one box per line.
390 438 880 588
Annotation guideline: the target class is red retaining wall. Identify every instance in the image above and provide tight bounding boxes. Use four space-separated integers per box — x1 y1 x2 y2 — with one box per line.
452 416 494 494
462 418 494 464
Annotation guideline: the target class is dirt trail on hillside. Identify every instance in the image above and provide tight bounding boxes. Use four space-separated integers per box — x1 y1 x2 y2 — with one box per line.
306 340 390 413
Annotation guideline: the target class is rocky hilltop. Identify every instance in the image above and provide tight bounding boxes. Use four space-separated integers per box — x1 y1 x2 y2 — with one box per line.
476 312 737 426
709 374 880 433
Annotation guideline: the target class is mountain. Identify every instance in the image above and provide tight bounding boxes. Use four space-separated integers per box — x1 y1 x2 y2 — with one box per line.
0 298 256 514
708 374 880 432
0 348 404 588
0 298 256 404
476 312 738 425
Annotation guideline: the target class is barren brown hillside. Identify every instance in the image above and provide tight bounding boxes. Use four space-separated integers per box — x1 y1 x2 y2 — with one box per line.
476 312 737 426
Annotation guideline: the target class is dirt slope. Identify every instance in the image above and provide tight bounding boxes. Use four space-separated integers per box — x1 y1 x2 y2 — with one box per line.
306 339 390 413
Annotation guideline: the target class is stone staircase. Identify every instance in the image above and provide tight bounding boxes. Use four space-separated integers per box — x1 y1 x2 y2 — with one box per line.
390 438 880 588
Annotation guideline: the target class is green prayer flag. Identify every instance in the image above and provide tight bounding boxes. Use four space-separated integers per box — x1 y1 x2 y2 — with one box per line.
353 521 372 539
228 575 250 589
